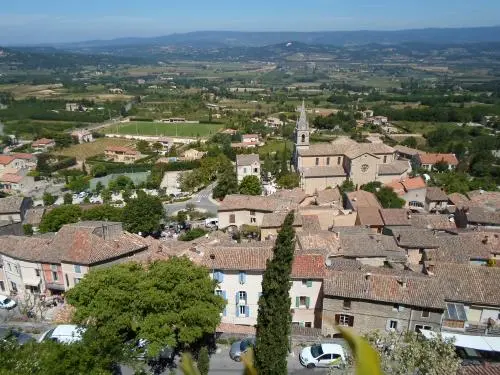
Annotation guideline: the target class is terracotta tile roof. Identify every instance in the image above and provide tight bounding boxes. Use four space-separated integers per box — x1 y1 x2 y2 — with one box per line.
105 146 139 155
448 192 471 208
0 196 27 214
377 160 410 175
298 137 394 158
272 188 307 204
291 255 327 279
357 207 384 226
316 188 341 205
459 364 500 375
32 138 54 146
401 176 427 190
236 154 260 166
340 234 405 260
425 233 495 263
11 153 36 160
295 231 340 257
301 215 322 232
346 190 382 210
465 207 500 226
391 227 439 248
426 187 448 201
394 145 423 157
200 246 273 271
409 214 457 230
242 134 259 139
432 263 500 306
0 234 58 263
216 323 256 335
301 166 347 178
418 153 459 166
52 224 148 265
22 208 46 226
219 194 298 212
0 173 24 183
380 209 411 226
324 270 444 309
261 212 302 228
0 155 15 165
467 191 500 211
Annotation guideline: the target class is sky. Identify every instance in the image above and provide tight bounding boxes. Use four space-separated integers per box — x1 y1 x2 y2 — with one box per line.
1 0 499 45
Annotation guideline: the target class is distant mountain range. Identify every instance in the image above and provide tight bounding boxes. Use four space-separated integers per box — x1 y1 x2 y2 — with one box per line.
59 26 500 49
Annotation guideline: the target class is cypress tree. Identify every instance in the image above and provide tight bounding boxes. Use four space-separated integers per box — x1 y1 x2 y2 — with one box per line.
255 211 296 375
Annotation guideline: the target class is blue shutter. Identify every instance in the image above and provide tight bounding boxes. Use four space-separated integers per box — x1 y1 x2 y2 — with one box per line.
239 271 246 284
235 292 239 304
222 291 227 316
219 271 224 282
246 306 250 318
306 280 313 288
213 271 219 281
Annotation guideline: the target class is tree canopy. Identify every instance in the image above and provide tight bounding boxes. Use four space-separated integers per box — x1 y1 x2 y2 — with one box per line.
39 205 82 233
276 172 300 189
238 175 262 196
361 181 405 209
213 168 238 200
66 258 225 357
122 192 164 234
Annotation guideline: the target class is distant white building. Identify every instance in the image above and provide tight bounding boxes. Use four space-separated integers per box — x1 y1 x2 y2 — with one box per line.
71 130 94 144
236 154 261 183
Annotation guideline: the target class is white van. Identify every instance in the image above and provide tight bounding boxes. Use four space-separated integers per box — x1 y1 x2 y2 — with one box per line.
39 325 86 344
299 343 346 369
205 218 219 228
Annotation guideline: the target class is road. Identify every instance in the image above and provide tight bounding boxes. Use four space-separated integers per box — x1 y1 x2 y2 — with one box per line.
120 346 330 375
164 184 219 217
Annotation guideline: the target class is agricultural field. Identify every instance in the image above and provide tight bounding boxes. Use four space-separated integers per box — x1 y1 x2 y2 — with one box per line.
392 121 459 135
104 121 223 138
55 138 134 160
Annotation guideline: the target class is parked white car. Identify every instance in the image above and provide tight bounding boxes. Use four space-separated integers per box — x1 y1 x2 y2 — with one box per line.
299 343 346 369
0 295 16 310
39 325 86 344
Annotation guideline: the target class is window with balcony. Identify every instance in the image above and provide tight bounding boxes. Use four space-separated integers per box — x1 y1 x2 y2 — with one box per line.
296 296 311 309
238 305 250 317
238 291 247 304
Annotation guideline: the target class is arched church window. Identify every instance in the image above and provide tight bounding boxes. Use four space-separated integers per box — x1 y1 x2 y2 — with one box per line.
301 134 306 143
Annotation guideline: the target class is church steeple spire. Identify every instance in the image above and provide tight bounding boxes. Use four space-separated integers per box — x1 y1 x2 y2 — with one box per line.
296 100 308 131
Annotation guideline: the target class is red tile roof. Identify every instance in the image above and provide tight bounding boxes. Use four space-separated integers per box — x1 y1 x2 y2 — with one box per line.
32 138 55 146
0 173 24 183
401 176 427 190
0 155 15 165
105 146 139 155
459 364 500 375
292 254 327 279
12 153 36 160
418 153 459 166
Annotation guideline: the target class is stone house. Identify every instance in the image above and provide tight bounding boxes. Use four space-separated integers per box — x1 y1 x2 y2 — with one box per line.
31 138 56 152
0 196 32 223
71 130 94 144
322 271 444 335
236 154 261 183
425 187 449 213
414 153 459 171
105 146 142 164
385 177 427 211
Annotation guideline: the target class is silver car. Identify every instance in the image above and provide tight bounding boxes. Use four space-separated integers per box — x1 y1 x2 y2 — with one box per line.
229 337 256 362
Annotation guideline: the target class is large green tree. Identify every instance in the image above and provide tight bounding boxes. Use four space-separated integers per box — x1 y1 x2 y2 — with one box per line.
277 172 300 189
238 175 262 196
361 182 405 209
39 205 82 233
122 192 164 234
362 330 460 375
213 168 238 200
255 211 296 375
66 258 225 357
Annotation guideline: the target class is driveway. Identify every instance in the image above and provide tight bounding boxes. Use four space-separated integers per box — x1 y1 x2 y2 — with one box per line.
164 184 218 217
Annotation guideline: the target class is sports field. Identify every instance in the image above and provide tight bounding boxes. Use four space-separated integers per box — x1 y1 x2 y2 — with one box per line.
106 121 223 138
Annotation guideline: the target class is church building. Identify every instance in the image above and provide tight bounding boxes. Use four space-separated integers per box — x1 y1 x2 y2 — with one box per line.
293 102 411 194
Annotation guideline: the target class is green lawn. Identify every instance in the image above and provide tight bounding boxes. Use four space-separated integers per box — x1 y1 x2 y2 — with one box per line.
258 139 294 156
106 121 223 138
392 121 458 135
